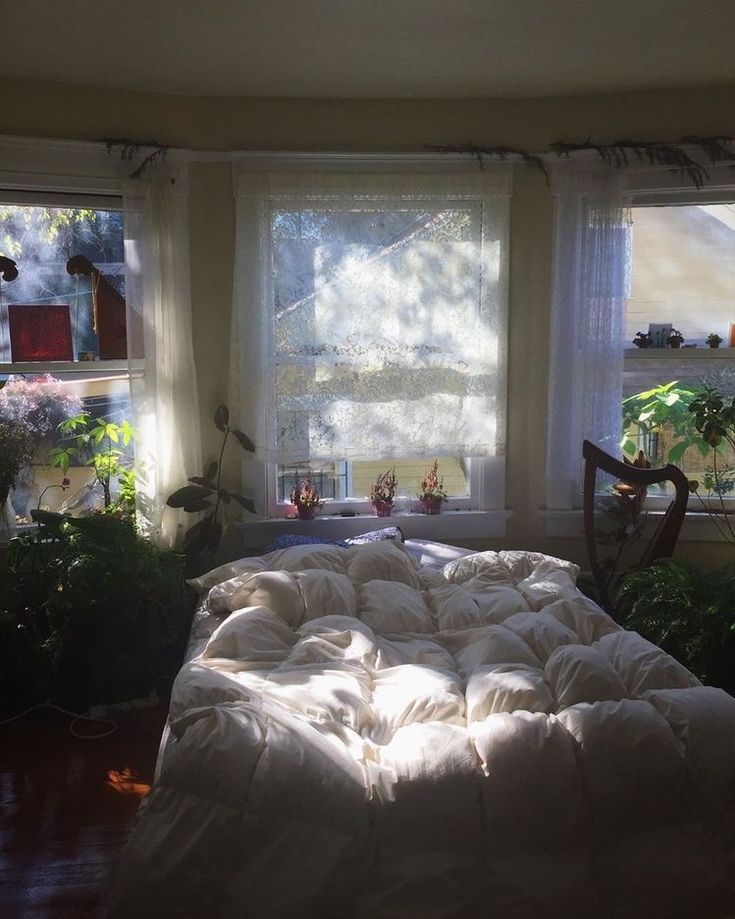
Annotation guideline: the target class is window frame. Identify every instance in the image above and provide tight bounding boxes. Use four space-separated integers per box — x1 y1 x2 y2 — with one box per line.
544 157 735 538
230 153 513 542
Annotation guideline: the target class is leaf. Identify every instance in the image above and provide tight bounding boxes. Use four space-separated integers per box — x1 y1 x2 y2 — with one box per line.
183 498 214 512
206 521 223 551
230 428 256 452
214 405 229 432
667 441 689 465
204 460 218 481
187 476 216 490
183 512 215 545
219 488 231 504
166 484 214 507
184 530 211 559
231 493 257 514
622 439 637 457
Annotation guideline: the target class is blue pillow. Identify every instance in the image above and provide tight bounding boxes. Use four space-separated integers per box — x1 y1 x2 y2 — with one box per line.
264 526 403 554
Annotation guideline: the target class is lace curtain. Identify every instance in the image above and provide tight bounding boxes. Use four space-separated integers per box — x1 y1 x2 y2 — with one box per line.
123 166 202 547
546 165 631 509
230 166 511 466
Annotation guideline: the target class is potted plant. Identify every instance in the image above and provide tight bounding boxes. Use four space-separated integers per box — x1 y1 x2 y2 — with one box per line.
370 467 397 517
417 459 447 514
167 404 256 563
667 328 685 348
290 478 323 520
707 332 723 349
633 331 652 349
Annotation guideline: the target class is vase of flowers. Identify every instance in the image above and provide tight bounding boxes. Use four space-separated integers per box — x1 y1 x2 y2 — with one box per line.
290 478 324 520
370 467 397 517
417 459 447 515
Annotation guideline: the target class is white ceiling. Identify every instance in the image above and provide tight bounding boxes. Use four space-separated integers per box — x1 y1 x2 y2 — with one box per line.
2 0 735 99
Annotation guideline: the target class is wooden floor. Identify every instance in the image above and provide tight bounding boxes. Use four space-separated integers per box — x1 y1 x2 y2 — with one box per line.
0 703 167 919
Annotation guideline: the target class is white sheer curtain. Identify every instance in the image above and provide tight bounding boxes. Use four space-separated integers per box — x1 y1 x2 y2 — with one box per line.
230 165 510 478
546 164 631 509
124 164 201 547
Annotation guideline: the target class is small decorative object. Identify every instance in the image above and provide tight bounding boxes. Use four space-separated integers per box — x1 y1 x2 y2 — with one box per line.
633 331 652 349
667 328 685 349
290 478 324 520
370 467 397 517
417 459 447 515
707 333 723 349
647 323 672 348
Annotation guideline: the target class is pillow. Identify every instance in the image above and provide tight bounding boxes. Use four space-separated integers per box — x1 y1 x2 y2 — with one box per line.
264 526 403 554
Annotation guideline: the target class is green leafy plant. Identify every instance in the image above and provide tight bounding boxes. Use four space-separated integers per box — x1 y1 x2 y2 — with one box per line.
619 560 735 692
166 404 256 559
4 513 190 707
667 328 685 347
52 413 137 510
707 332 723 348
621 381 707 465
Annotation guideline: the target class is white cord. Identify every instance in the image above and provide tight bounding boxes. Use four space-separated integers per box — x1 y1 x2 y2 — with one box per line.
0 701 117 739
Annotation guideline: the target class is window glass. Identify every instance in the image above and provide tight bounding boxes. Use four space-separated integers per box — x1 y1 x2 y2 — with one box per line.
0 203 128 521
623 203 735 492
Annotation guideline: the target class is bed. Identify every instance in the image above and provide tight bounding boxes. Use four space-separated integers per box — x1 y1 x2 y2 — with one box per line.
107 538 735 918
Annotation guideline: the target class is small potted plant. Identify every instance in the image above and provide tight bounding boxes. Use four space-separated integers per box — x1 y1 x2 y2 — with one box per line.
667 329 685 349
707 332 723 349
417 459 447 515
633 331 652 349
370 467 397 517
290 478 324 520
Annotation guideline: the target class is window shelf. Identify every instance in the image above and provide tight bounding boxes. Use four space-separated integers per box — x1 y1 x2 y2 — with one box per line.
237 509 512 550
624 348 735 358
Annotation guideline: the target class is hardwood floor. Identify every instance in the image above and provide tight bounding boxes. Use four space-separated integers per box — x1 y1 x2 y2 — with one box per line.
0 703 167 919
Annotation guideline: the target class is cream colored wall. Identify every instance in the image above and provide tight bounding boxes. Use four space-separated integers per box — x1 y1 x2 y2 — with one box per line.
5 77 735 566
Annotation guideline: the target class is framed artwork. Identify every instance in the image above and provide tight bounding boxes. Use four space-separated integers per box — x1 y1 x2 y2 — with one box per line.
8 304 73 362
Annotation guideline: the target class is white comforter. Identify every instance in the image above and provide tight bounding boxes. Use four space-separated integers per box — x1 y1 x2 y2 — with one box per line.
108 541 735 918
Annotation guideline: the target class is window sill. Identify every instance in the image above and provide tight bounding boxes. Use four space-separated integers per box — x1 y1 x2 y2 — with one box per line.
543 508 735 542
237 509 512 550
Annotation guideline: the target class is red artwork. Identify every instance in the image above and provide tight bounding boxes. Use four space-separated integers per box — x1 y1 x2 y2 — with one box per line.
8 304 73 362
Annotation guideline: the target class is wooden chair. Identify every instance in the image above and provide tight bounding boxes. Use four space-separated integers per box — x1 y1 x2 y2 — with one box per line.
582 439 690 616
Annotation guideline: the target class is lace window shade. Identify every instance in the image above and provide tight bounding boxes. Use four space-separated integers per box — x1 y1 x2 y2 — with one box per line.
546 167 631 510
231 168 511 466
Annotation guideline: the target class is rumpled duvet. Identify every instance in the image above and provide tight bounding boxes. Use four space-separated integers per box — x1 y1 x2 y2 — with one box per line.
107 541 735 919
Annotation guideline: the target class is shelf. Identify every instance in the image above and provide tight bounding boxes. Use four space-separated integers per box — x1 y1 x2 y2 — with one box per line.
0 359 144 375
624 348 735 358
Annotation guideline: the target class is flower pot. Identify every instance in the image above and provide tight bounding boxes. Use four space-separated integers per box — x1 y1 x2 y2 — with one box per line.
372 499 394 517
419 497 443 515
709 342 721 349
296 505 316 520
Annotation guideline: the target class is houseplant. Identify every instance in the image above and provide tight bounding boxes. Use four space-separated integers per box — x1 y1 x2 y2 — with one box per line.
370 467 397 516
707 332 723 349
632 331 652 349
666 328 685 348
290 478 323 520
166 404 256 562
417 459 447 514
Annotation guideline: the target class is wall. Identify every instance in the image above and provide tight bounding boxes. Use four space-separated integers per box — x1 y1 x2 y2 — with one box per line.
4 77 735 566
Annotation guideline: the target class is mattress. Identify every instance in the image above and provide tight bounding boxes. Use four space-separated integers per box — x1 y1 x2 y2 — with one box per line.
108 539 735 918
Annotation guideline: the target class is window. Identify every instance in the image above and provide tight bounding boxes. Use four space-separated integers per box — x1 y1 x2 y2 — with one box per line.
546 159 735 536
0 199 133 522
232 161 510 528
623 202 735 496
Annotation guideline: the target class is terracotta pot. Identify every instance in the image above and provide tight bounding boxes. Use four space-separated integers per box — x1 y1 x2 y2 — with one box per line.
419 496 443 515
372 499 394 517
296 505 316 520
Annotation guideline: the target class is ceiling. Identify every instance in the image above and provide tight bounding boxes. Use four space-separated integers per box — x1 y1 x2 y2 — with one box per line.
2 0 734 99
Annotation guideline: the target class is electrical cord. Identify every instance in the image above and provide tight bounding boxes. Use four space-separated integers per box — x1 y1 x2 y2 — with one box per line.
0 701 117 739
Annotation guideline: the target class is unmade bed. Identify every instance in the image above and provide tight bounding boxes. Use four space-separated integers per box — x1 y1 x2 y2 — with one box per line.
107 538 735 918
